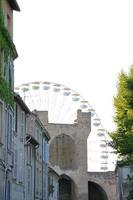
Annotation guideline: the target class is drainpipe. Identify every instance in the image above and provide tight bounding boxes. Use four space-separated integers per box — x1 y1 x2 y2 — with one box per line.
3 106 8 200
3 104 14 200
4 166 9 200
42 136 44 200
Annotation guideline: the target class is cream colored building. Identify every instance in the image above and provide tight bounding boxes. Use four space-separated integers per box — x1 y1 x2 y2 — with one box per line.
0 0 20 199
11 94 30 200
26 110 50 200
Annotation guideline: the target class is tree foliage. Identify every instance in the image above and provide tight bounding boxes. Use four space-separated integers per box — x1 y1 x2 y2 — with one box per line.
110 66 133 164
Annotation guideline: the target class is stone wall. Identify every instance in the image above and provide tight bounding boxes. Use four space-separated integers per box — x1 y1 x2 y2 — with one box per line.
38 110 117 200
88 171 116 200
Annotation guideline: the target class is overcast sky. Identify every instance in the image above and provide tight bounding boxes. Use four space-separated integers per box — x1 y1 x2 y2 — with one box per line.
13 0 133 132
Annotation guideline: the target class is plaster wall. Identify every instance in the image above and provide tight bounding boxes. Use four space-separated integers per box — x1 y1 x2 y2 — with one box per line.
2 0 13 36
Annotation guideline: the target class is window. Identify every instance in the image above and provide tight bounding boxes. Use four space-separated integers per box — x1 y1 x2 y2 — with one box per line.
13 148 18 179
0 49 5 78
122 167 130 180
4 14 8 28
9 60 13 89
45 142 49 164
36 167 39 194
0 103 2 142
19 150 24 183
20 111 25 140
40 169 42 195
6 60 10 84
9 114 12 149
27 166 32 194
7 113 13 150
121 181 130 198
5 107 13 150
43 139 46 162
7 14 11 31
27 145 32 165
14 104 18 133
36 127 39 141
1 54 13 84
4 58 13 89
130 166 133 174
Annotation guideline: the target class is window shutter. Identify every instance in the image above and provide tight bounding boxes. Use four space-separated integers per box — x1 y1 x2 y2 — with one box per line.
13 149 18 179
45 143 49 163
0 103 2 142
7 113 13 150
20 111 25 141
27 166 32 194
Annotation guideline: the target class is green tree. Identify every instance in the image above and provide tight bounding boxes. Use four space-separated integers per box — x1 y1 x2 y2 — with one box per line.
110 66 133 164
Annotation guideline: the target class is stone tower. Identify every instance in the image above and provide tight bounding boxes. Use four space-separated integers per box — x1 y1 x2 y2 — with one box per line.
38 110 117 200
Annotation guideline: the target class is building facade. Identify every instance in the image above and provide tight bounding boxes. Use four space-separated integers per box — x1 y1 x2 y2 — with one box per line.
115 165 133 200
48 167 60 200
11 95 50 200
0 0 20 199
11 94 30 200
26 110 50 200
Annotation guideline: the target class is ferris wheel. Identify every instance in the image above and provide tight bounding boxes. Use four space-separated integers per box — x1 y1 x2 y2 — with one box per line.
15 81 115 172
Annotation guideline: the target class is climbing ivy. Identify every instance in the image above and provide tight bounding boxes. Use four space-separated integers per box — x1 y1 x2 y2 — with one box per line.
0 0 16 107
48 184 54 196
0 77 13 107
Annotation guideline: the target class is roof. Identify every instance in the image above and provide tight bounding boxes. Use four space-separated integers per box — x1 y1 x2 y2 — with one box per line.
32 110 51 141
7 0 20 11
14 93 30 114
43 128 50 141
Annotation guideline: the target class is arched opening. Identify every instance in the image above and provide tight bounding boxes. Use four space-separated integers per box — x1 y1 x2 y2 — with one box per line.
59 175 72 200
88 181 108 200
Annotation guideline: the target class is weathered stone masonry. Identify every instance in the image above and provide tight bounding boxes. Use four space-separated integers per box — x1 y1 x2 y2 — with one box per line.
38 110 117 200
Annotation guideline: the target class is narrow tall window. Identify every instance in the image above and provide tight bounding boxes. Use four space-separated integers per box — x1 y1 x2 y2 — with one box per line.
0 103 2 142
20 111 25 140
15 104 18 133
19 150 23 183
6 59 10 84
27 166 32 194
45 142 49 164
0 49 4 76
13 148 18 179
8 113 13 150
27 146 32 165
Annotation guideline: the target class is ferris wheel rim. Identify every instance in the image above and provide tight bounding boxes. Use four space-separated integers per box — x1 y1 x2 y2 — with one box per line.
15 80 113 172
